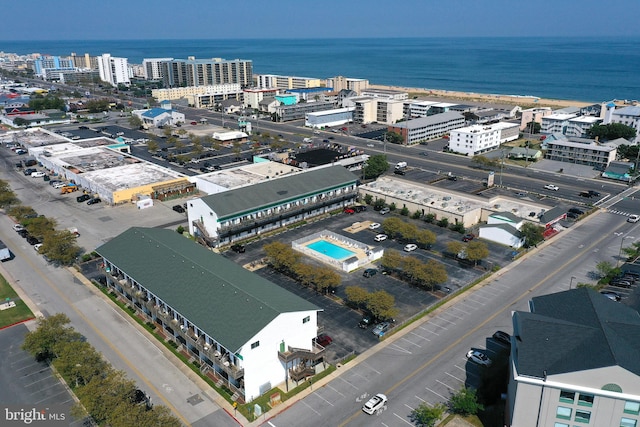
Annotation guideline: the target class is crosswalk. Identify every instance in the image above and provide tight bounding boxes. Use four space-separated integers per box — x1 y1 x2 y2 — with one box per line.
608 209 634 217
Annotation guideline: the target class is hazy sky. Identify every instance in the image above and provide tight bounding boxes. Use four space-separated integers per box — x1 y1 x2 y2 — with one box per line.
3 0 640 40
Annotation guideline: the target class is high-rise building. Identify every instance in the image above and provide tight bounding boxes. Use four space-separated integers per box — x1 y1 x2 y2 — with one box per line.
161 57 252 88
142 58 173 80
97 54 130 87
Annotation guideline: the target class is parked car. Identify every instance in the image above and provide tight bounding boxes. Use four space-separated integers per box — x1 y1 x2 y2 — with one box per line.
52 182 67 189
30 171 45 178
369 222 381 230
353 205 367 213
374 234 388 242
567 212 579 219
462 234 475 242
544 184 559 191
172 205 185 213
568 207 585 215
362 393 387 415
447 175 458 181
316 334 333 347
403 244 418 252
588 190 601 197
87 198 102 205
363 268 377 278
17 229 29 238
358 315 373 329
12 224 24 232
76 194 91 203
466 349 492 366
379 207 390 215
16 149 28 155
600 291 621 301
343 208 355 214
628 215 640 223
372 322 391 337
23 168 36 176
33 243 43 252
492 330 511 346
393 169 406 176
230 244 246 253
26 236 40 246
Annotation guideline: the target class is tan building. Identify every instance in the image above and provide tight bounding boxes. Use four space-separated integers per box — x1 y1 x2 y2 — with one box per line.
326 76 369 95
254 74 323 90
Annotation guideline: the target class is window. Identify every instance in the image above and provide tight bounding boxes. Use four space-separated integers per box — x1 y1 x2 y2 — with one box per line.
574 410 591 423
556 406 572 420
621 418 638 427
560 390 576 403
578 393 594 407
303 316 310 324
251 341 259 349
554 423 569 427
625 402 640 415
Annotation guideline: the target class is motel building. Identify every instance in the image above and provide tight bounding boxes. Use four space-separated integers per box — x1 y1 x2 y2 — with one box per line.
96 227 326 403
187 165 359 247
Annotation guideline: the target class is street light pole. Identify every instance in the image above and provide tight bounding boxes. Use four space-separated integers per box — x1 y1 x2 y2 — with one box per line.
618 236 635 268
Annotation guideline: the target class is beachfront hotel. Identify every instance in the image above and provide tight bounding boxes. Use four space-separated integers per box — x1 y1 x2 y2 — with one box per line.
161 57 253 88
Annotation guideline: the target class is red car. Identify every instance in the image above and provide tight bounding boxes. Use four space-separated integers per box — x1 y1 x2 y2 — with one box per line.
462 234 475 242
316 334 332 347
190 121 198 125
344 208 355 214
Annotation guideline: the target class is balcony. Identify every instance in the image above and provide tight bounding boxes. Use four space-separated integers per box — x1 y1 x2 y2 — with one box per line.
277 343 326 364
289 366 315 382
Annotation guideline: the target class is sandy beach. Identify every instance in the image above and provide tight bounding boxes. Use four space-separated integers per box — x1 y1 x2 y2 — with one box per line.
369 84 594 108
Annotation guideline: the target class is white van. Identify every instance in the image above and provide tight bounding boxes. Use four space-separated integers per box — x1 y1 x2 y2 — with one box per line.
395 161 407 170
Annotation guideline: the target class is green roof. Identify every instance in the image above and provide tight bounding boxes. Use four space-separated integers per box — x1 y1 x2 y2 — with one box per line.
201 166 358 220
514 287 640 378
96 227 319 353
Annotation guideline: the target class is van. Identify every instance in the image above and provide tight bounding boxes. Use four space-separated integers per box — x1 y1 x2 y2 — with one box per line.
395 161 407 170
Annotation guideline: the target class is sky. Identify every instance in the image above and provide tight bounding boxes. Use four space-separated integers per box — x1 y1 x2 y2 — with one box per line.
3 0 640 40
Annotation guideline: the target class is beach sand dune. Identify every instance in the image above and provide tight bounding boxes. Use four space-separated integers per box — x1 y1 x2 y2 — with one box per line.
369 84 594 108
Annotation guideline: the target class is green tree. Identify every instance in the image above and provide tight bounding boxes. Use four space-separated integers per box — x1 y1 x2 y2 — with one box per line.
466 241 489 266
41 230 81 265
525 121 541 134
263 241 301 273
449 386 484 416
0 179 18 208
373 198 386 211
366 290 397 321
312 267 341 294
446 241 464 257
13 117 29 127
128 114 142 128
74 369 137 425
294 262 316 288
363 194 373 205
382 217 404 239
409 402 446 427
521 222 545 248
424 213 436 223
471 155 499 170
416 259 448 290
588 123 637 141
415 229 436 249
449 222 466 234
22 313 83 362
85 99 111 113
380 249 404 273
595 260 616 280
146 139 159 153
436 217 449 228
345 286 369 309
25 216 57 239
400 206 409 216
53 341 109 388
363 154 390 179
29 94 65 111
385 131 404 144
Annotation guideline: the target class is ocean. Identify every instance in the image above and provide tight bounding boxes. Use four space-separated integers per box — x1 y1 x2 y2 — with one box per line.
2 37 639 103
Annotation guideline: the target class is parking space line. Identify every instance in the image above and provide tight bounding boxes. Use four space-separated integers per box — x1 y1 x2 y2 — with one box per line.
393 412 415 425
35 388 68 404
325 383 345 397
389 343 412 354
418 325 439 336
314 391 335 406
14 362 42 372
337 376 359 390
361 362 381 375
398 336 422 347
436 379 455 390
425 387 447 400
348 371 369 381
404 403 415 411
447 305 468 316
408 331 431 341
445 371 464 383
301 400 321 416
414 395 426 403
434 314 457 325
24 375 57 387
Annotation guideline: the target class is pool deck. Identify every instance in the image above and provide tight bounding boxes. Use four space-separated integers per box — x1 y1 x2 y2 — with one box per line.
303 235 370 264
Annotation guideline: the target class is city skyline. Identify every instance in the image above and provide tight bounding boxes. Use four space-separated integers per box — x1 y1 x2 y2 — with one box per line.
3 0 640 41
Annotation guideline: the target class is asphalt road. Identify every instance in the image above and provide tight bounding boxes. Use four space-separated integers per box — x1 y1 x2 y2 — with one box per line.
258 208 640 427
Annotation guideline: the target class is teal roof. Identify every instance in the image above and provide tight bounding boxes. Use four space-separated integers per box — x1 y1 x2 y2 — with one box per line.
96 227 319 352
202 166 358 220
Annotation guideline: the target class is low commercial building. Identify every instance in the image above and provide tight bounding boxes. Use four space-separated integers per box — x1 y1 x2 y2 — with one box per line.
187 165 358 246
133 106 185 128
478 212 525 248
96 227 323 403
305 107 354 128
448 122 519 155
387 112 465 145
274 101 334 122
507 288 640 427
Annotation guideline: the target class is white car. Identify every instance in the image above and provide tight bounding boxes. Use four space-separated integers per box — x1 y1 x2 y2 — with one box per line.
53 182 67 189
362 393 387 415
466 349 492 367
34 243 43 252
374 234 388 242
544 184 559 191
31 171 46 178
12 224 24 232
369 222 381 230
628 214 640 223
366 144 375 147
404 244 418 252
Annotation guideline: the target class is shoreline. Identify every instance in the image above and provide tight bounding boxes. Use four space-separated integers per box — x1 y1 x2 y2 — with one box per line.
368 84 595 108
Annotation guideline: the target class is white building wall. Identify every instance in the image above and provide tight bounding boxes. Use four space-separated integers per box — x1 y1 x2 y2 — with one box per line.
449 125 501 155
187 198 220 239
239 310 318 402
478 227 523 248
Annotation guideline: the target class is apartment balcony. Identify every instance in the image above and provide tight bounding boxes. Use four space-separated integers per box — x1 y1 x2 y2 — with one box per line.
218 192 355 238
277 343 326 364
289 366 316 382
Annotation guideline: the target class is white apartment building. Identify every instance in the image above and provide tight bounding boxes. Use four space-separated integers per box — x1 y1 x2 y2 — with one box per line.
403 100 440 118
540 113 578 134
520 107 553 131
255 74 322 90
97 54 130 87
360 88 408 101
343 96 376 123
449 122 519 155
507 288 640 427
376 99 404 124
142 57 173 80
388 112 465 145
243 88 279 109
152 84 242 104
325 76 369 94
564 116 601 138
608 106 640 143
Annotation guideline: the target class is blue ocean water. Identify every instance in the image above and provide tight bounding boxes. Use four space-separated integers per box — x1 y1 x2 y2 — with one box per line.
2 37 639 103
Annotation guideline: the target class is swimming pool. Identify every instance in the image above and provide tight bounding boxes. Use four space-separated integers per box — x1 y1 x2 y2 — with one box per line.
306 240 356 260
